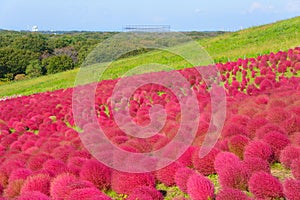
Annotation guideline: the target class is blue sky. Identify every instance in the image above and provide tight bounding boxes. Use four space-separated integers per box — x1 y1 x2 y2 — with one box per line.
0 0 299 31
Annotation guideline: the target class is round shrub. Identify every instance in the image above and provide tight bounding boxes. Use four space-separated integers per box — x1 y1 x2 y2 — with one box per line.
214 152 241 173
214 152 249 190
111 170 155 194
20 174 51 196
279 145 300 168
246 117 268 139
67 188 111 200
127 186 164 200
155 162 182 186
187 174 215 200
291 158 300 179
67 156 88 176
243 157 270 174
216 188 250 200
16 191 51 200
9 168 32 182
175 167 196 193
244 140 274 163
283 179 300 200
262 131 290 161
255 123 286 139
192 147 220 175
50 173 77 200
79 159 111 191
42 159 68 177
228 134 250 159
248 171 284 199
27 153 53 171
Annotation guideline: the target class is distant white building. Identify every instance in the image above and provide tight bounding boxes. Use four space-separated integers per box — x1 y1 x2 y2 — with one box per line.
31 25 38 32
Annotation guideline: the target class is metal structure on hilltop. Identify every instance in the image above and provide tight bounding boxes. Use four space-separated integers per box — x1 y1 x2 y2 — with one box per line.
122 25 171 32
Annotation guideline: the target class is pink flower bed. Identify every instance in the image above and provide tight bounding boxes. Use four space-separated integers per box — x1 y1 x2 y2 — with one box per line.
0 48 299 199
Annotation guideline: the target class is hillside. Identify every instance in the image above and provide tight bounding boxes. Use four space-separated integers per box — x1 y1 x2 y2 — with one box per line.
0 16 299 98
201 16 300 62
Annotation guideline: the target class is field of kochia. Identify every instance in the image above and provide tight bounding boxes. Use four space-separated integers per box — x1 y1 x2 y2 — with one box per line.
0 47 299 200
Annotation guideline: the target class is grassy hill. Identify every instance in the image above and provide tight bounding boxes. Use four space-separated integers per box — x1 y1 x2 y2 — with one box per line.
0 16 299 98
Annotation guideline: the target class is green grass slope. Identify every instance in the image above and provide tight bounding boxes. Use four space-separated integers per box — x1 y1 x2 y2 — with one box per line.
200 16 300 62
0 16 299 98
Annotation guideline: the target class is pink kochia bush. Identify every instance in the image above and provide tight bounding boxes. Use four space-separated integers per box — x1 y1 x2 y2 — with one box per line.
291 158 300 179
16 191 51 200
50 173 77 200
244 140 274 163
283 179 300 200
279 145 300 168
248 171 284 199
262 131 290 161
214 152 249 190
20 173 51 196
216 188 250 200
228 134 250 159
79 159 111 191
155 162 182 186
127 186 164 200
192 147 220 175
67 188 111 200
243 157 270 174
187 174 215 200
111 170 155 194
175 167 196 193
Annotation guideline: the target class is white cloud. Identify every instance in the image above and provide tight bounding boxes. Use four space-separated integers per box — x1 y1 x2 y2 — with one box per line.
286 0 300 12
247 2 275 13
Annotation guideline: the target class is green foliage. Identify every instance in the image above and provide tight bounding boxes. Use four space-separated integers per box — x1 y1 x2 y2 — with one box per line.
12 33 49 53
26 60 44 78
0 48 39 79
43 55 74 74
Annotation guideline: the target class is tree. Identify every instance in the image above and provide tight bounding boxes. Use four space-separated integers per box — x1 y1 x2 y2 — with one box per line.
42 55 74 74
26 60 45 78
0 47 39 79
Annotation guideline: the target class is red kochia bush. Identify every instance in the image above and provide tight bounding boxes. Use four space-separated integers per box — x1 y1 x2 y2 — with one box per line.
127 186 164 200
16 191 51 200
50 173 77 200
279 145 300 168
27 153 53 171
216 188 250 200
155 162 182 186
291 158 300 179
283 179 300 200
186 174 215 200
243 157 270 174
175 167 196 193
67 156 88 176
248 171 284 199
42 159 69 177
214 152 249 190
67 188 111 200
228 134 250 159
262 131 290 161
9 168 32 182
111 170 155 194
20 174 51 196
192 147 220 175
79 159 111 190
244 140 274 163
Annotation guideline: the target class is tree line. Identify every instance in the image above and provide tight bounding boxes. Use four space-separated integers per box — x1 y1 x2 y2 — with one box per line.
0 30 224 81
